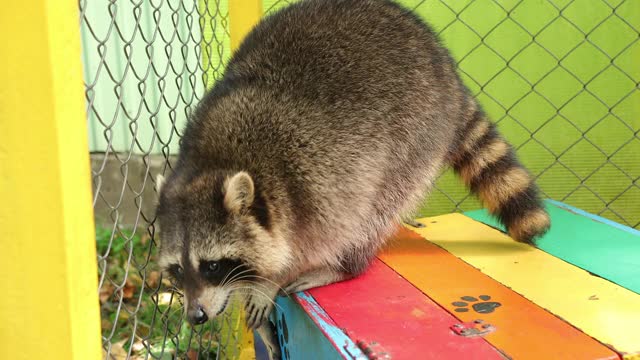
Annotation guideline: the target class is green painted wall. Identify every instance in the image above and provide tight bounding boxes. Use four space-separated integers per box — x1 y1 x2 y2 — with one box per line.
412 0 638 227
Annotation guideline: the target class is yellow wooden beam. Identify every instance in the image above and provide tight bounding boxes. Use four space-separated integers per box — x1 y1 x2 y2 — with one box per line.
230 0 263 51
0 1 101 360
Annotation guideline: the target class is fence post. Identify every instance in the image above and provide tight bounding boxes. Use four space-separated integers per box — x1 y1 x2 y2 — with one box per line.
0 1 102 359
228 2 263 359
230 0 263 51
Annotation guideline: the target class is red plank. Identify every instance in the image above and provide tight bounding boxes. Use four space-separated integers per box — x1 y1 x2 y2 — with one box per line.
307 260 503 359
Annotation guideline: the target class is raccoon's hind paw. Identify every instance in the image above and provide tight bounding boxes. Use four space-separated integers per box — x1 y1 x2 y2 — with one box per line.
245 294 275 329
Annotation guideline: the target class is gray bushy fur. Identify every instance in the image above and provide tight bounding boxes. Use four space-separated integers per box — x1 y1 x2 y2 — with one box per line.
156 2 549 355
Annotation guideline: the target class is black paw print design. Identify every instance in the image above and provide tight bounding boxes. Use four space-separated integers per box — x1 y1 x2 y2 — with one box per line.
276 313 291 360
452 295 501 314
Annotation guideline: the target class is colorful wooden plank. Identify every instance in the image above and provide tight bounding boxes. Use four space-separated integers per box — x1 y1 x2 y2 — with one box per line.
308 260 504 359
271 293 366 359
465 200 640 295
546 200 640 237
378 226 619 360
408 213 640 359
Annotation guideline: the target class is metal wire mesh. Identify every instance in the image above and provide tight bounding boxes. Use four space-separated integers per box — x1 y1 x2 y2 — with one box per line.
82 0 639 359
407 0 640 228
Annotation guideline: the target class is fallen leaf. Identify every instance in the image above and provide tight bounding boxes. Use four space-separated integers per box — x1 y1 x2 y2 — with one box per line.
157 292 174 306
187 349 199 360
140 233 151 245
101 319 113 331
122 279 136 301
161 276 173 287
128 273 143 286
100 283 115 304
136 323 150 338
146 271 161 288
103 340 128 360
117 311 130 322
131 341 145 353
588 295 599 300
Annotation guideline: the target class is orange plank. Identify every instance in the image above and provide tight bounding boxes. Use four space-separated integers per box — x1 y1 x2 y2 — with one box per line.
378 227 618 360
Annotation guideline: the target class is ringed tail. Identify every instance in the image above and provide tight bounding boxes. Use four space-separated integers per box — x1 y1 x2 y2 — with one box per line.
450 110 551 244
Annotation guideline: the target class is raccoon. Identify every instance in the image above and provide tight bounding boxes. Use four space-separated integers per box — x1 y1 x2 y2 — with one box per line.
155 0 550 353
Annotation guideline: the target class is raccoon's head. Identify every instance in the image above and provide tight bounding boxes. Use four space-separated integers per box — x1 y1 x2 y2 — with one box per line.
155 169 290 325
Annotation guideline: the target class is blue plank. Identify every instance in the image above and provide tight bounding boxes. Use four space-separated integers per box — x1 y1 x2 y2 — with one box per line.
266 293 366 360
464 200 640 295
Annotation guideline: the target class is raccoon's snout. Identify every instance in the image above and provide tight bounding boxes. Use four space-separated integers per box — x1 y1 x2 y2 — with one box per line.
187 304 208 325
187 288 232 325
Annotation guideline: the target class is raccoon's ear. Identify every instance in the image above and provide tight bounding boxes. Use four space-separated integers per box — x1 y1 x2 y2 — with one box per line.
223 172 254 213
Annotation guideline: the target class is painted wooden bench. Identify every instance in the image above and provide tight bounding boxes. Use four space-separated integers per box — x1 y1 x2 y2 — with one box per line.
255 201 640 359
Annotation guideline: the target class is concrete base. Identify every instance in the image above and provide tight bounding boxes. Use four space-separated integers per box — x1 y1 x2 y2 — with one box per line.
90 152 176 229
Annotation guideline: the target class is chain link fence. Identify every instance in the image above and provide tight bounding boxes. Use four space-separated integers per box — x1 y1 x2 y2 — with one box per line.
405 0 640 228
81 0 639 359
80 0 248 358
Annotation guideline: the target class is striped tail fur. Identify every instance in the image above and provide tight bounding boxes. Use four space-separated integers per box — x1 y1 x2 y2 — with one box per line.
450 110 551 244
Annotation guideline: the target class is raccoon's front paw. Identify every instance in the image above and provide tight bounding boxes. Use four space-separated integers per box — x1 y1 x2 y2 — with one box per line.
245 294 274 329
256 320 281 360
281 279 311 296
281 267 349 296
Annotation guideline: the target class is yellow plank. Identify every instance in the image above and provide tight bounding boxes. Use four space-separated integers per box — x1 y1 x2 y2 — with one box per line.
230 0 263 50
0 1 101 360
412 214 640 358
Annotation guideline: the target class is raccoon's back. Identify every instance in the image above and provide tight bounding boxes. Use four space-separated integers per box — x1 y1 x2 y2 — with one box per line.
226 0 462 116
186 0 465 169
180 0 467 237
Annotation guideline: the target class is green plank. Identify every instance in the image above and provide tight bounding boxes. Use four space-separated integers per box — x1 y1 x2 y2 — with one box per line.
464 200 640 295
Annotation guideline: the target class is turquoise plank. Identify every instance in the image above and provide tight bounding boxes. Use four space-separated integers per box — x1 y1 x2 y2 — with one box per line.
269 293 366 360
546 200 640 237
464 200 640 295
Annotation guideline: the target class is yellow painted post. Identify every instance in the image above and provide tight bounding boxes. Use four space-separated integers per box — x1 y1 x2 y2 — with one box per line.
228 2 262 358
230 0 263 51
199 0 232 89
0 1 101 360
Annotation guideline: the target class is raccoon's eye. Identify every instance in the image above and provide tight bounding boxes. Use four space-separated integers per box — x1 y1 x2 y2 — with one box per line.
167 264 184 284
200 260 224 282
205 261 220 275
200 259 249 284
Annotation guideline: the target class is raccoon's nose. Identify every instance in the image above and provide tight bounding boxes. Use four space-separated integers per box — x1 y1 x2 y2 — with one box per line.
188 306 208 325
